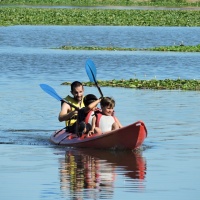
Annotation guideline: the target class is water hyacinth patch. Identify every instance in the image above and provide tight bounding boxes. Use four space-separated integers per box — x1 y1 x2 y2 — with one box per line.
58 45 200 52
59 46 138 51
62 79 200 91
146 44 200 52
0 0 200 7
0 8 200 26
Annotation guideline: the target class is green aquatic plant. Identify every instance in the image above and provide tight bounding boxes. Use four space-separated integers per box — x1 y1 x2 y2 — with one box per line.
0 0 200 7
147 44 200 52
0 8 200 26
58 44 200 52
59 46 138 51
62 79 200 91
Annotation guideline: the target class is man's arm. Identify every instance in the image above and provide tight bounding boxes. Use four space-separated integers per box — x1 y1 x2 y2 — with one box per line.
58 102 78 122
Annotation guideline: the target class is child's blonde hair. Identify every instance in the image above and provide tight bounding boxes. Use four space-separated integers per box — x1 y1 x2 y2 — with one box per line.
100 97 115 108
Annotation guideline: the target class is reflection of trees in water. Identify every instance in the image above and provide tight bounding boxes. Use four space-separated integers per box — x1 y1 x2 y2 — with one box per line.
60 152 115 199
59 150 146 199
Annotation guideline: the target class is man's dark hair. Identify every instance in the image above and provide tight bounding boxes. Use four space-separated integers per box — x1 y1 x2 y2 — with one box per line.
71 81 83 91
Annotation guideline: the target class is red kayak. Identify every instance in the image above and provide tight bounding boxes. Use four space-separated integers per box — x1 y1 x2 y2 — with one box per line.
50 120 147 150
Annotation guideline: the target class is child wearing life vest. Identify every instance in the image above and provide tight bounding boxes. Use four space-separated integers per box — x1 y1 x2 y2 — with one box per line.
76 94 101 137
89 97 123 135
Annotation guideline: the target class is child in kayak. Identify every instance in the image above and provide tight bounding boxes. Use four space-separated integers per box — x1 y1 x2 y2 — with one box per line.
76 94 101 137
89 97 122 135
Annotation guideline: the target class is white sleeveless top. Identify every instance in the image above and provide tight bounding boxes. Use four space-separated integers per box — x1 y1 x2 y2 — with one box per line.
98 115 115 133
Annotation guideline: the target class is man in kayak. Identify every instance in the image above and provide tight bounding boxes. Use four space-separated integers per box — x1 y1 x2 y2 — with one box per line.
58 81 85 133
89 97 123 134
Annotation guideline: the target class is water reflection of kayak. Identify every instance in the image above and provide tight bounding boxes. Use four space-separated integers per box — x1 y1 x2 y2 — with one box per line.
59 148 146 196
69 148 147 180
50 120 147 150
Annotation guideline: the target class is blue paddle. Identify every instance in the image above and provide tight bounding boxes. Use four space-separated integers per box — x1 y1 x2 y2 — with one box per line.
85 59 104 98
39 84 78 110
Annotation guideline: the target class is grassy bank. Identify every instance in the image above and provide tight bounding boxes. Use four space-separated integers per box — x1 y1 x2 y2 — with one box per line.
62 79 200 91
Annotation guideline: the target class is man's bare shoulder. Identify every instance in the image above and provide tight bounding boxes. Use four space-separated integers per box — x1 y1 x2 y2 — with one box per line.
61 101 71 110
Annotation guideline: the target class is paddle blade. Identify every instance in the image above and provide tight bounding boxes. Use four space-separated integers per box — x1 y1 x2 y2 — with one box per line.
39 84 62 101
85 59 97 83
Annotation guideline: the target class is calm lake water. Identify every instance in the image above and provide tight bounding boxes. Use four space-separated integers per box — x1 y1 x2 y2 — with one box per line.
0 25 200 200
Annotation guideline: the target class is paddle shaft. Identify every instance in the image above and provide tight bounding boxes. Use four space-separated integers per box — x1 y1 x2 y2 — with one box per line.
54 126 67 137
90 68 104 98
61 98 79 110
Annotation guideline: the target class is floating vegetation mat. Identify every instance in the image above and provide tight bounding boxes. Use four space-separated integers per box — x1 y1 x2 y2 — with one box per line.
62 79 200 91
1 8 200 26
59 44 200 52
